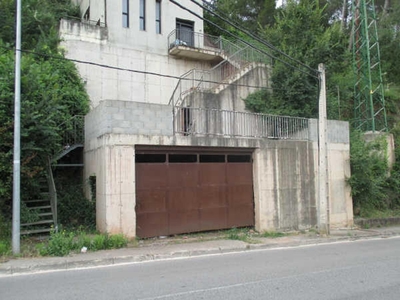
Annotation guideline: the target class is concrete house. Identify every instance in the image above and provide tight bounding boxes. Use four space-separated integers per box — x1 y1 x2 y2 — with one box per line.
60 0 353 238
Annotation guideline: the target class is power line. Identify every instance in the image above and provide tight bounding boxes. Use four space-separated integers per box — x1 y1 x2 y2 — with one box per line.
0 45 286 91
169 0 318 79
197 0 317 74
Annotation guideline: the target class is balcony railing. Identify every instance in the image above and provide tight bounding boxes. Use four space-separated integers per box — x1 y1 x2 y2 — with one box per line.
168 29 222 52
174 107 310 141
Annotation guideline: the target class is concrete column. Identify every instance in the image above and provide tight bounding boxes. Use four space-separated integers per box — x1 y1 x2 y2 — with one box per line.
318 64 329 234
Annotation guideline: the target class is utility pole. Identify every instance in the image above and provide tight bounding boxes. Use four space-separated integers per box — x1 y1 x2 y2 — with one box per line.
12 0 22 254
318 63 329 235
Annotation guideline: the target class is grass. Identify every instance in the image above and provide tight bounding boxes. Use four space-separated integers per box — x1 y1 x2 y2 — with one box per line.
260 231 286 238
0 229 128 259
357 209 400 219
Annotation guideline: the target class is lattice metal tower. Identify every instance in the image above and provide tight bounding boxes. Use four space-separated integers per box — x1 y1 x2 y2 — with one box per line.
352 0 387 132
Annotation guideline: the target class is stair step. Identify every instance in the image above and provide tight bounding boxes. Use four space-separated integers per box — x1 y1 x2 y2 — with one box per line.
28 205 51 210
21 228 52 235
38 212 53 217
24 199 49 204
21 220 54 226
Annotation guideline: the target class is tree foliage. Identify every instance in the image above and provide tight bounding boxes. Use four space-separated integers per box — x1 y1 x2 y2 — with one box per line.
204 0 400 214
0 0 89 219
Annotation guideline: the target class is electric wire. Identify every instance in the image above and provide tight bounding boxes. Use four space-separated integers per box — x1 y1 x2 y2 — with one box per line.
0 45 285 91
196 0 317 74
169 0 318 79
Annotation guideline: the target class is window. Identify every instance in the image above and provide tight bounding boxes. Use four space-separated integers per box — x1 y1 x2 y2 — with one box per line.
140 0 146 31
176 19 194 47
122 0 129 28
155 0 161 34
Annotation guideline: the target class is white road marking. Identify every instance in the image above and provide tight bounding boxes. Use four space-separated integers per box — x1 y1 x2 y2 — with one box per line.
1 235 399 278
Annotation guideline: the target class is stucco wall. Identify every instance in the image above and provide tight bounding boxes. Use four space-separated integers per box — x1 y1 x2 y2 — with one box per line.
84 101 353 237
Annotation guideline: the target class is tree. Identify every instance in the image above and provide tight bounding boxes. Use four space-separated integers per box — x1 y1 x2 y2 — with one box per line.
204 0 277 36
245 0 350 118
0 0 89 219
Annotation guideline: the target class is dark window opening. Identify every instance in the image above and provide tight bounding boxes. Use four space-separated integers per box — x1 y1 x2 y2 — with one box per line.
136 154 166 163
122 0 129 28
89 175 96 202
227 155 252 163
176 19 194 47
199 155 225 163
156 0 161 34
182 107 192 136
140 0 146 30
169 154 197 163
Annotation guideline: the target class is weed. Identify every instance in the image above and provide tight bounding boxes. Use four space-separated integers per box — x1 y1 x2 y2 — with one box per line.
91 234 107 251
0 241 10 256
42 230 75 256
36 230 128 257
260 231 286 238
106 234 128 249
225 228 259 243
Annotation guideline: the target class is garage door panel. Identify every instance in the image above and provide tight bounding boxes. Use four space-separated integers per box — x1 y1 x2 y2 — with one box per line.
168 188 198 211
136 148 254 238
199 164 226 185
136 164 168 189
136 212 168 238
198 186 227 208
136 190 167 213
228 204 254 228
227 185 253 206
169 210 200 235
200 207 227 231
226 164 253 184
168 164 198 188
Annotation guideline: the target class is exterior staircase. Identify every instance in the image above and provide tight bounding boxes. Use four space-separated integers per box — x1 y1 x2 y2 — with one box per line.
21 115 84 235
169 37 270 108
21 158 57 235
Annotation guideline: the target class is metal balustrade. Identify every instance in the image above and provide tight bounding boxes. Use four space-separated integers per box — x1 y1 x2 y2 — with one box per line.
168 29 271 107
173 107 310 141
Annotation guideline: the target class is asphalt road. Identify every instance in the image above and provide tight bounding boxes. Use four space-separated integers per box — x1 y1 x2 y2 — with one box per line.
1 237 400 300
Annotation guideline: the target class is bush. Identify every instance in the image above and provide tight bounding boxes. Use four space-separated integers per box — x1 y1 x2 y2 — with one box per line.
40 230 75 256
348 131 389 215
0 241 10 256
38 230 128 257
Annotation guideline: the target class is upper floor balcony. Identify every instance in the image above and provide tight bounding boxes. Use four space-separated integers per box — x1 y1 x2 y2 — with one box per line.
168 29 226 62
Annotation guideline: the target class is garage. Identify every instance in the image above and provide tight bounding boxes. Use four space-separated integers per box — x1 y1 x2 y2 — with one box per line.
135 146 254 238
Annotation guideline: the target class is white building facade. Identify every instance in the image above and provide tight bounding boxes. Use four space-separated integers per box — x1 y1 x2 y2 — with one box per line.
60 0 353 238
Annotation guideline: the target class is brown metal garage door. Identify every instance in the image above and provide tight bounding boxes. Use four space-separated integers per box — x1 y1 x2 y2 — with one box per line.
135 147 254 238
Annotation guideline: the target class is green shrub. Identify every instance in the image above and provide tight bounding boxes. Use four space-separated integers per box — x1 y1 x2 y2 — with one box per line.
106 234 128 249
0 241 10 256
348 131 389 215
91 234 107 251
43 230 74 257
56 174 96 230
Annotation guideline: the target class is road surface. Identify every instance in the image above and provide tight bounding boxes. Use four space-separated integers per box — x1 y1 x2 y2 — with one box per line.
1 237 400 299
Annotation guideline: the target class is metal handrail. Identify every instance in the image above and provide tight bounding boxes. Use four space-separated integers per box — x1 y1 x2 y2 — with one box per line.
46 157 58 232
58 115 85 147
168 30 271 108
168 29 222 52
63 16 107 27
173 107 310 140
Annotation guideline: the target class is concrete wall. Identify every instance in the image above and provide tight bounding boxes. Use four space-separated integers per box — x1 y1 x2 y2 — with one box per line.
184 65 270 112
84 100 353 237
61 1 210 108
